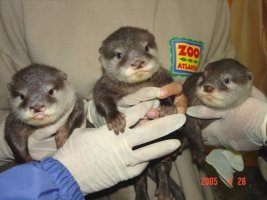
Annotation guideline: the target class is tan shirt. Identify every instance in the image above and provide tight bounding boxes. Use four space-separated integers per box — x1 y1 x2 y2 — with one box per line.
0 1 234 200
0 0 235 109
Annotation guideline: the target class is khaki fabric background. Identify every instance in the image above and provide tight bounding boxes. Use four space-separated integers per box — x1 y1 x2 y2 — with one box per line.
0 0 235 110
231 0 267 96
230 0 267 167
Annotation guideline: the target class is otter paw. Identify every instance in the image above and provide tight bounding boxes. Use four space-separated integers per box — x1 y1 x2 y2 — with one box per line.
107 112 126 134
135 192 150 200
192 151 205 168
155 187 174 200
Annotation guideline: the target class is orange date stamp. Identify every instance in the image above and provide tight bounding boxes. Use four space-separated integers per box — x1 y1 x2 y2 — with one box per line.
200 176 247 186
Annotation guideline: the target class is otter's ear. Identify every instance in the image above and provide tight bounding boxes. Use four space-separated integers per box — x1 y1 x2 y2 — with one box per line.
58 71 67 81
7 82 16 97
99 47 103 54
247 71 253 81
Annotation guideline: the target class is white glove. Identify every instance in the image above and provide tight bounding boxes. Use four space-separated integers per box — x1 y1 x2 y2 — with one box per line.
0 105 74 163
53 101 186 194
28 104 76 160
28 87 160 160
187 95 267 187
187 97 267 151
87 87 161 127
28 86 178 161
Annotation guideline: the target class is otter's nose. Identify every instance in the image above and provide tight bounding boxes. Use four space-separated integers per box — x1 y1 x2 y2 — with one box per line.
131 60 145 70
203 85 214 93
30 104 45 113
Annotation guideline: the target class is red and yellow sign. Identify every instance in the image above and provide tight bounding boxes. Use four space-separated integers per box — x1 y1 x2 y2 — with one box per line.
170 37 204 76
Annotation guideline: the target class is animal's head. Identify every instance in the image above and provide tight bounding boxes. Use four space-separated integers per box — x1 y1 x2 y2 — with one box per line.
99 26 160 83
196 59 253 109
8 64 75 126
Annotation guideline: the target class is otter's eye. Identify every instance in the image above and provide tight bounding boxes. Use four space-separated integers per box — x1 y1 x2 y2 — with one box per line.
224 78 230 84
19 94 25 100
48 89 54 95
145 45 149 52
116 52 122 59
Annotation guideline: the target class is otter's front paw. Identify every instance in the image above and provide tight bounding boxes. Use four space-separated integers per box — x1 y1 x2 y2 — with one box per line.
155 184 173 200
107 111 126 135
192 150 205 168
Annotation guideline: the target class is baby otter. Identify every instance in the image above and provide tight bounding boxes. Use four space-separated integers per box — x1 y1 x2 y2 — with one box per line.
93 27 184 200
5 64 85 163
94 27 176 134
182 58 253 165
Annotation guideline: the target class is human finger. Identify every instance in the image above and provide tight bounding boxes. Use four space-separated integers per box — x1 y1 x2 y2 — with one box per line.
129 139 180 166
186 105 224 119
117 87 160 107
127 114 186 148
174 93 188 114
158 82 182 99
146 93 187 119
124 100 159 127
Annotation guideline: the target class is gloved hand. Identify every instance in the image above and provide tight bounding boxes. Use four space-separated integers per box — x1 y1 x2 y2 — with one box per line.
0 107 75 164
87 82 187 127
87 87 161 128
27 82 185 161
28 107 75 160
53 101 186 194
27 87 162 160
187 96 267 187
187 97 267 151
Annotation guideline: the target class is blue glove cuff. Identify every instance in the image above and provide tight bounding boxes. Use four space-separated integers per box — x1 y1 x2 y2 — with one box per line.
40 157 84 199
0 157 84 200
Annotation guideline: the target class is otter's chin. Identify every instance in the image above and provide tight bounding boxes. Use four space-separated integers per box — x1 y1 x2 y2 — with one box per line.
24 115 57 127
126 71 154 83
200 96 226 108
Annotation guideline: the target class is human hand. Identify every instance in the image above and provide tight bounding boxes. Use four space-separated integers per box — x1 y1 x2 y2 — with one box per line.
28 86 160 159
29 90 159 160
187 97 267 151
145 82 188 119
87 82 187 127
53 101 186 194
28 87 161 160
0 111 69 164
27 107 76 160
87 87 160 128
27 82 185 160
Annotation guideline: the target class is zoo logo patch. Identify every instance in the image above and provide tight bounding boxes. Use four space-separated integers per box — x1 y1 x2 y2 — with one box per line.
169 37 204 76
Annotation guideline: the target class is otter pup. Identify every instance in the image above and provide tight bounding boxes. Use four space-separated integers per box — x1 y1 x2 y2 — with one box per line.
5 64 85 163
94 27 176 134
182 58 253 165
93 27 184 200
